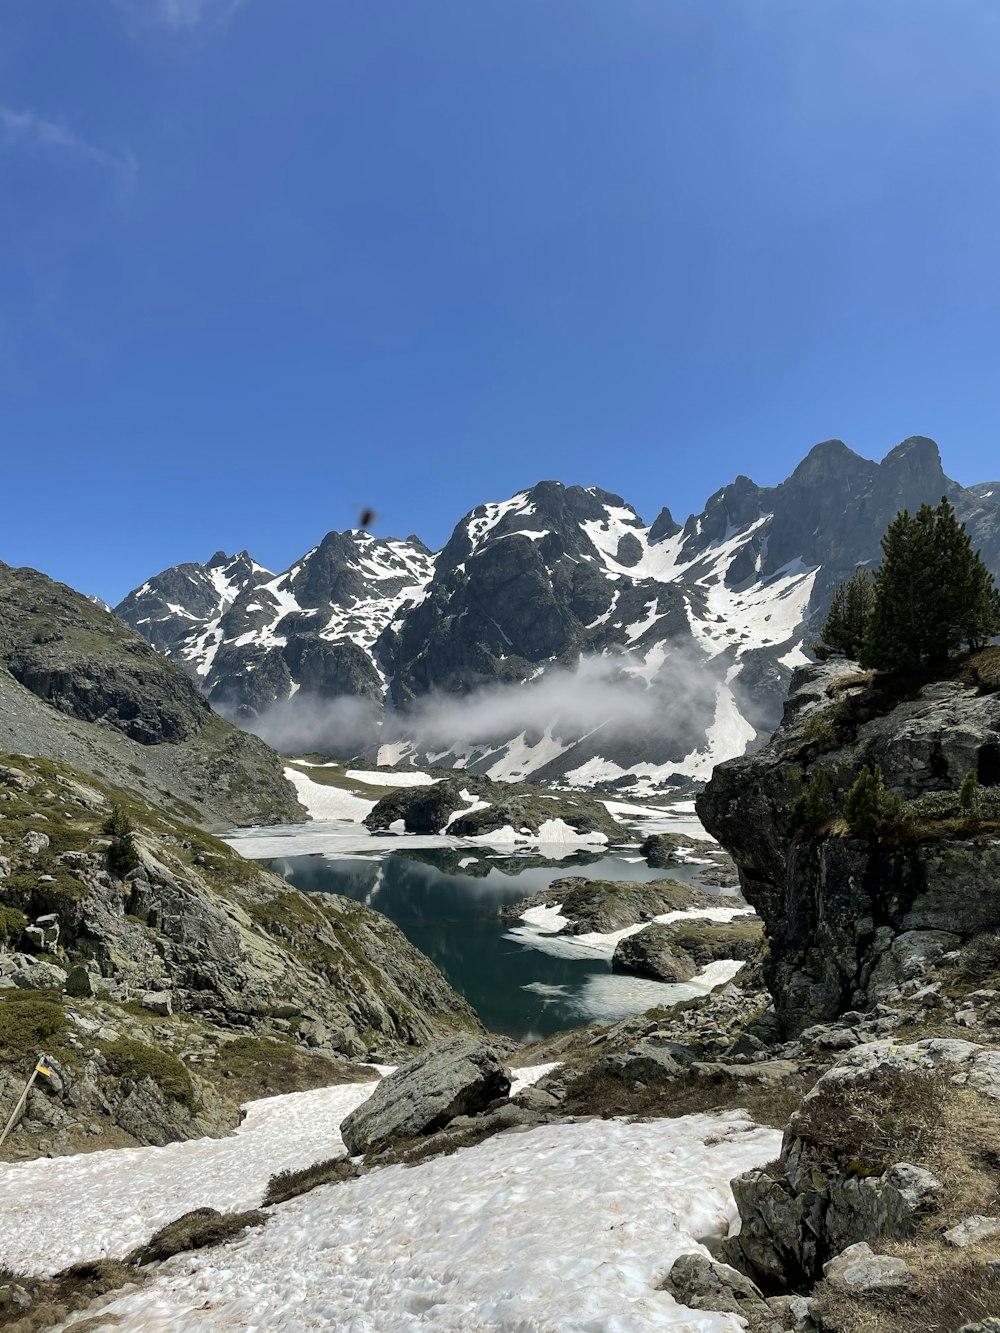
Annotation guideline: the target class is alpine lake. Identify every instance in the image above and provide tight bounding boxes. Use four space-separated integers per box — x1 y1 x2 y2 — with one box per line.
226 815 738 1042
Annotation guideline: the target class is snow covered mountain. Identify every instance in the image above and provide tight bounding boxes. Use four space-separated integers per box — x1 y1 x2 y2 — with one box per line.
117 534 434 715
116 437 1000 789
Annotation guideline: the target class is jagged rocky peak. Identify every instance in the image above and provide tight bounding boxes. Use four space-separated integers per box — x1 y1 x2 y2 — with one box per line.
437 481 646 574
698 654 1000 1035
116 548 272 656
678 474 767 560
647 505 680 544
116 527 435 719
117 437 1000 789
286 529 433 610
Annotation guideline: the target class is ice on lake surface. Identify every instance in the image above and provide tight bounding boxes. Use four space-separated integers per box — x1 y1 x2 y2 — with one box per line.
226 807 740 1040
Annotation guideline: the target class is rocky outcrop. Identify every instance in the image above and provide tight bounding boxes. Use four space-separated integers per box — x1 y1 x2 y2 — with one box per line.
0 564 302 828
364 773 623 842
0 753 478 1159
723 1038 1000 1289
340 1034 511 1156
611 916 761 981
660 1253 769 1317
698 658 1000 1033
508 876 719 936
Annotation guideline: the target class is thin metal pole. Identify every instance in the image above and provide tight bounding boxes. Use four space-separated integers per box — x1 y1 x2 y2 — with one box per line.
0 1054 50 1150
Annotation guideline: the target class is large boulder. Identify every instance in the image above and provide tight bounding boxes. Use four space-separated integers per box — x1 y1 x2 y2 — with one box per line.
611 926 698 982
612 916 761 981
340 1034 511 1156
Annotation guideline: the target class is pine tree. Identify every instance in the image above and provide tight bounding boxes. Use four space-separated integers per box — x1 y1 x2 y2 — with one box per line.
842 764 902 841
790 768 833 834
103 804 140 877
821 567 875 658
861 497 1000 671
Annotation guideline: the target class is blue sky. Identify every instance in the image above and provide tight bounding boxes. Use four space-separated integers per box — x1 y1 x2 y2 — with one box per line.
2 1 1000 603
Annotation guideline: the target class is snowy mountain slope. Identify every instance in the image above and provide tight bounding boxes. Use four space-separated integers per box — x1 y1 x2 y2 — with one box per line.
119 532 434 716
116 437 1000 789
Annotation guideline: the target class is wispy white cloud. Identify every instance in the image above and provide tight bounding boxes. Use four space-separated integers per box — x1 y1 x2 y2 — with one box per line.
112 0 245 32
0 106 136 193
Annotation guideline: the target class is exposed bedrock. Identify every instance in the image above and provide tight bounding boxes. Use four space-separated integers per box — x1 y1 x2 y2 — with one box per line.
698 659 1000 1034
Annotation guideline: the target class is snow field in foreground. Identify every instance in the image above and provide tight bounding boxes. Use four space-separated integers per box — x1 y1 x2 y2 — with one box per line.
67 1110 780 1332
0 1067 556 1278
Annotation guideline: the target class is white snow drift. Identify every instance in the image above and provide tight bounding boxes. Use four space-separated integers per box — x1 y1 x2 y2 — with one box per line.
30 1095 780 1332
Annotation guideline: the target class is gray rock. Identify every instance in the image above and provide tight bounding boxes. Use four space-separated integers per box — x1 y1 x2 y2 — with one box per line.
810 1037 1000 1101
298 1018 329 1048
141 990 173 1016
64 964 95 998
514 1085 561 1113
25 914 59 950
660 1252 768 1314
340 1034 511 1157
1 954 68 990
597 1036 698 1084
765 1295 818 1333
957 1320 1000 1333
21 830 50 855
822 1242 912 1292
611 924 697 982
944 1216 1000 1248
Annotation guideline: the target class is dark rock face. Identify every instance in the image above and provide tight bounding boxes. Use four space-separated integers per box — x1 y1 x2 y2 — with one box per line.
612 926 698 981
0 565 210 745
340 1034 511 1156
697 660 1000 1033
0 565 301 827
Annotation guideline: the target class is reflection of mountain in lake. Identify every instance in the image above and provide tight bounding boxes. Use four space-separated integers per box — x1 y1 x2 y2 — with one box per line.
267 849 714 1040
390 846 609 879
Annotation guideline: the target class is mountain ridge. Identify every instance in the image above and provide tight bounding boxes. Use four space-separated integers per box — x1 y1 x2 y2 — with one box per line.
115 438 1000 790
0 562 303 828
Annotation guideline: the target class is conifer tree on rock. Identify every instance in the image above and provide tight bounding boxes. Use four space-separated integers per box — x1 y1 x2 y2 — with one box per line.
860 497 1000 671
820 566 875 659
842 764 902 841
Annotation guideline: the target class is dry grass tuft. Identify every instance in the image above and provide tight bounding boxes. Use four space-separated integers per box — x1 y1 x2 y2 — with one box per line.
826 670 876 698
561 1065 814 1129
263 1156 359 1206
813 1243 1000 1333
960 646 1000 692
793 1068 1000 1228
955 933 1000 985
127 1207 267 1266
